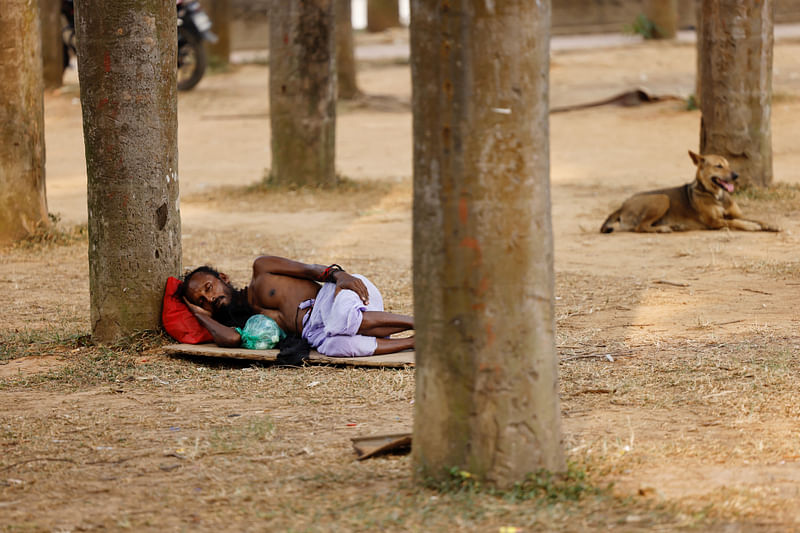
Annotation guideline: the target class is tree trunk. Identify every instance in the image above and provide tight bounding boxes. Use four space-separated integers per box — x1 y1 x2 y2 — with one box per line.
694 1 702 105
410 0 563 489
644 0 678 39
39 0 63 89
677 0 696 29
366 0 399 32
0 0 48 245
336 0 360 100
699 0 773 188
206 0 231 66
269 0 336 187
75 0 181 342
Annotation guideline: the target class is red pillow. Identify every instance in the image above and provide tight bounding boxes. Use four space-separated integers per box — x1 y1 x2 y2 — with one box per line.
162 276 213 344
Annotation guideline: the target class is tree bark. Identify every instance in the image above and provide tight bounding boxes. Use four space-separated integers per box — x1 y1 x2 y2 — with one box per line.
410 0 563 489
269 0 336 187
677 0 696 29
39 0 63 89
0 0 48 245
644 0 678 39
367 0 399 32
206 0 231 66
694 1 702 105
75 0 181 342
699 0 773 188
336 0 360 100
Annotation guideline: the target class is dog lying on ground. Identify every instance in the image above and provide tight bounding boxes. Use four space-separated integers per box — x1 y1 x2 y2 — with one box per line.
600 151 779 233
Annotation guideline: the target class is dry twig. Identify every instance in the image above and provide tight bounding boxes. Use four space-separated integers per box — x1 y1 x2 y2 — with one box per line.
653 280 690 288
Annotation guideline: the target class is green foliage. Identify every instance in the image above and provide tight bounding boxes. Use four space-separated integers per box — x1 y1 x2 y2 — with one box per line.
625 14 657 40
506 464 599 503
686 94 699 111
430 462 602 504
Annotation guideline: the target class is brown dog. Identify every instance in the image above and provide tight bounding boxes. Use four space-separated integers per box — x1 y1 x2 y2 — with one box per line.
600 151 778 233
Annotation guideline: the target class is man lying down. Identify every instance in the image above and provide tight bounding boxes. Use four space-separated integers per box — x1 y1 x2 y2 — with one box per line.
175 255 414 357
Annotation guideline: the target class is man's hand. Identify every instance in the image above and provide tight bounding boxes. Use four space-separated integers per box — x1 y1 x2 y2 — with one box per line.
183 297 212 318
334 272 369 305
183 297 242 348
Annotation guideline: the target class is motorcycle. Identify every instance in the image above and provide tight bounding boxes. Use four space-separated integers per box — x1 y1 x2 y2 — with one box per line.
176 0 218 91
61 0 217 91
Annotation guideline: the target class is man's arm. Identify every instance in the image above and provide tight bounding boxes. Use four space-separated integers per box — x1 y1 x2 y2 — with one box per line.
184 299 242 347
253 255 369 304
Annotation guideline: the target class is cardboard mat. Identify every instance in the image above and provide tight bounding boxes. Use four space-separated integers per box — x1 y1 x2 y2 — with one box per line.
351 432 412 460
163 343 415 368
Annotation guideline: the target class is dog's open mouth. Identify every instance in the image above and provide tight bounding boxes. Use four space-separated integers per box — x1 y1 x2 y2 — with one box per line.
713 177 735 193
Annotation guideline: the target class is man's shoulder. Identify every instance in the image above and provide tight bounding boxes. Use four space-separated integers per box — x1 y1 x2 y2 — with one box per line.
251 258 286 281
252 256 273 274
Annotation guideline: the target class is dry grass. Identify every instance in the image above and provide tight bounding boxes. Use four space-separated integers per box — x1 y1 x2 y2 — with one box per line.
181 175 399 214
3 259 799 530
9 213 88 250
5 154 800 531
5 319 798 530
0 339 688 531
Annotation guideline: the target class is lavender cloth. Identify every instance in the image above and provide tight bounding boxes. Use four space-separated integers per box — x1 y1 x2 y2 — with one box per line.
300 274 384 357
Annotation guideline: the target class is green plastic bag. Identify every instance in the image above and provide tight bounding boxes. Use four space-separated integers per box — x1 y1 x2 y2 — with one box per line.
236 314 286 350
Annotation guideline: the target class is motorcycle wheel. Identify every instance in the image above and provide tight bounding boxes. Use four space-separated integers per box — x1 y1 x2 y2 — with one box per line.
177 26 206 91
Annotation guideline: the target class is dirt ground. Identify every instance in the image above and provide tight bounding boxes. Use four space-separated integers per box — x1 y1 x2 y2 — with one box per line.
4 30 800 531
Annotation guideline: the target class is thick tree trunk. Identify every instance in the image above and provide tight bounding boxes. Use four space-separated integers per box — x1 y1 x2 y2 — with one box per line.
39 0 63 89
366 0 399 32
206 0 231 66
644 0 678 39
410 0 563 489
694 1 702 104
336 0 360 100
269 0 336 187
677 0 696 29
699 0 774 188
0 0 48 245
75 0 181 342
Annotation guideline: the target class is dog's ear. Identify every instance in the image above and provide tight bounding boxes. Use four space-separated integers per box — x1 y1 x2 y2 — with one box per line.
689 150 704 166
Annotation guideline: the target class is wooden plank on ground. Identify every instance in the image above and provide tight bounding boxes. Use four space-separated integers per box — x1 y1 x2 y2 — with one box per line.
351 432 412 460
162 343 415 368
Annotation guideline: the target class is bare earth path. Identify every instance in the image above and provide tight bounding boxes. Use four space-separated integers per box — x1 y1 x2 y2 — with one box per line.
3 32 800 530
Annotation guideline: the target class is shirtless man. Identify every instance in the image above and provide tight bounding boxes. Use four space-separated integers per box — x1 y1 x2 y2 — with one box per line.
177 255 414 356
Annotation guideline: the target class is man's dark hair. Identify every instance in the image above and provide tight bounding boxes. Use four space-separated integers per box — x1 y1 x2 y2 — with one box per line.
172 265 222 301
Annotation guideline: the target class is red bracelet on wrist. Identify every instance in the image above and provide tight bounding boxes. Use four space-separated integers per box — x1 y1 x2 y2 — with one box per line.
322 264 344 282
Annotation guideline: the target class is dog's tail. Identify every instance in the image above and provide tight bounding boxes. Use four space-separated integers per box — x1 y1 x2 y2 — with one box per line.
600 208 622 233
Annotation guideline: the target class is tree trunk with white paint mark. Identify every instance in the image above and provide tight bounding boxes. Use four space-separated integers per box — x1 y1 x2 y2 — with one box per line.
699 0 774 188
269 0 336 187
336 0 360 100
76 0 181 342
410 0 563 489
0 0 49 245
40 0 63 89
644 0 678 39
